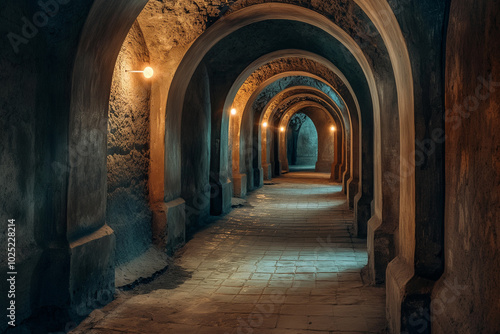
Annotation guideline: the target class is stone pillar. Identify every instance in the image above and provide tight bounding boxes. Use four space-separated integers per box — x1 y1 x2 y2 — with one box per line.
253 167 264 188
367 58 400 285
342 170 350 194
152 199 186 255
262 163 273 180
331 125 344 182
63 0 149 322
432 1 500 332
354 191 372 238
246 168 255 192
210 178 233 216
385 2 448 332
346 178 358 209
232 173 247 197
69 226 116 315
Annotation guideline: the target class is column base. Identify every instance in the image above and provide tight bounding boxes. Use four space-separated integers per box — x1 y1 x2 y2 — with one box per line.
152 198 186 255
336 163 344 181
347 178 358 209
279 160 288 173
233 173 247 198
342 171 350 194
262 163 272 180
274 160 282 177
354 193 372 238
246 170 255 192
69 225 115 317
431 276 472 334
329 163 343 182
210 179 233 216
386 257 435 334
253 167 264 189
367 214 396 284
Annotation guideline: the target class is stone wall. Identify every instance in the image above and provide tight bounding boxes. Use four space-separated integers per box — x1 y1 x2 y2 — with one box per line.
107 22 152 265
432 1 500 332
3 0 498 332
0 0 149 330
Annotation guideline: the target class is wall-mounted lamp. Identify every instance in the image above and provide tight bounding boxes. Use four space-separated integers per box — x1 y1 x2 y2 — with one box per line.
231 108 237 115
262 122 268 128
126 66 154 79
280 126 285 132
330 125 336 132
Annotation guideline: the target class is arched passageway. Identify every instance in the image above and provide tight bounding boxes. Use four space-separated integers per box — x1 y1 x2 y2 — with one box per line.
280 108 336 174
1 0 499 333
287 113 320 171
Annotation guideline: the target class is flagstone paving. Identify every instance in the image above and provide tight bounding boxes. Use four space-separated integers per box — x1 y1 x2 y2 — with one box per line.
72 172 387 334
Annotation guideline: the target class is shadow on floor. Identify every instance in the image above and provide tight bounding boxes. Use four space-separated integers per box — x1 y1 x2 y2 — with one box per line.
126 252 194 294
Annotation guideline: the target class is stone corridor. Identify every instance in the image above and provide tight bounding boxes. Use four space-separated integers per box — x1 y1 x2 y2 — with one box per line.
73 172 386 333
3 2 499 332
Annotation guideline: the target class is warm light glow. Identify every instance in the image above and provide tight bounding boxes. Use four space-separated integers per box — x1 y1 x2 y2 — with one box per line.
262 122 268 128
330 125 336 132
126 66 154 79
143 67 154 78
231 108 237 115
280 126 285 132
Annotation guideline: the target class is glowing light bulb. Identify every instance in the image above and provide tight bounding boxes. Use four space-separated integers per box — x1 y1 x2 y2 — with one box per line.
143 67 154 78
231 108 237 115
126 67 154 78
262 122 268 128
330 126 336 132
280 126 285 132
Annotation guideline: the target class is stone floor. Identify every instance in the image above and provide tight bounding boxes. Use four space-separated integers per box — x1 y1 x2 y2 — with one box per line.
72 172 387 334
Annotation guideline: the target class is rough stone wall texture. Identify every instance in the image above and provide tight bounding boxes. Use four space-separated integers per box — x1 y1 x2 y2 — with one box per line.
107 22 152 265
0 1 105 329
432 0 500 333
0 36 40 330
1 0 150 329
